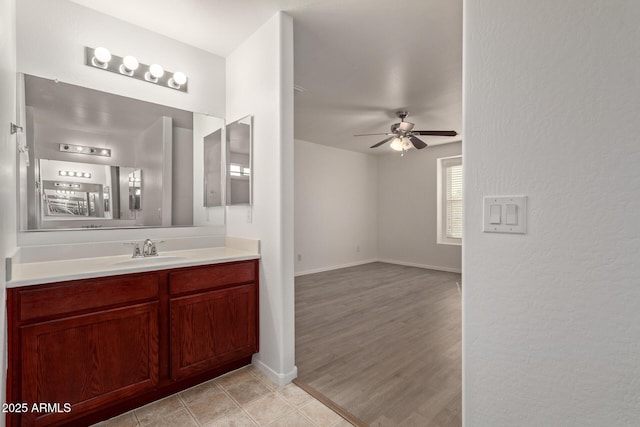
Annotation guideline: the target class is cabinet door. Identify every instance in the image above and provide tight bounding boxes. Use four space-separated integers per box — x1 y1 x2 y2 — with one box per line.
20 302 159 426
170 284 257 381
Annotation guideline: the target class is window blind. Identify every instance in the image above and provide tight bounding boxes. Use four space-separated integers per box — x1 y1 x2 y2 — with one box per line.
446 164 463 239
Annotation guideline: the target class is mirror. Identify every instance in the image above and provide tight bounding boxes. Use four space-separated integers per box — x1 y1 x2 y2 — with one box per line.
203 129 223 207
128 169 142 211
226 115 252 206
18 73 224 230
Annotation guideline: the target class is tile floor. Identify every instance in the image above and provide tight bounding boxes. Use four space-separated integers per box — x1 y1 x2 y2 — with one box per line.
93 365 353 427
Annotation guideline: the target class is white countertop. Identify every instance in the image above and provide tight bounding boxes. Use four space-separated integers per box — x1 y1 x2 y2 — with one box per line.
9 247 260 287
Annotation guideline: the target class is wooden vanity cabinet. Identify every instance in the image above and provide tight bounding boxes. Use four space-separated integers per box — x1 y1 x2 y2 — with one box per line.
7 259 259 427
169 262 258 381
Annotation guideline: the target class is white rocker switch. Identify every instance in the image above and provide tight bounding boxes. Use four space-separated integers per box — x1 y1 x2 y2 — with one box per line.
506 204 518 225
483 196 526 234
489 204 502 224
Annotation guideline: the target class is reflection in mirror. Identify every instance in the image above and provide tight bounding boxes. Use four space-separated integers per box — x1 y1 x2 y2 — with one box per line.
128 169 142 211
226 115 252 206
203 129 223 207
17 73 224 230
42 181 104 218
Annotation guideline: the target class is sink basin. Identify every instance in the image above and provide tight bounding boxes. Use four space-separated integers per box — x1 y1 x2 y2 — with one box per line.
111 255 188 267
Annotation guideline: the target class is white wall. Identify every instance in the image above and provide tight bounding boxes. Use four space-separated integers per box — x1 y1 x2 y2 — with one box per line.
378 142 462 272
464 1 640 425
17 0 225 117
16 0 226 245
294 139 378 275
225 12 296 385
0 0 16 423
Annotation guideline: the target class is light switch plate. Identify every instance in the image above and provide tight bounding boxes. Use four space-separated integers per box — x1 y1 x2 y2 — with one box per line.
483 196 527 234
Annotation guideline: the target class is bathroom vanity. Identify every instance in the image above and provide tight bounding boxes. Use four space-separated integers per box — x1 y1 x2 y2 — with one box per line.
6 253 259 426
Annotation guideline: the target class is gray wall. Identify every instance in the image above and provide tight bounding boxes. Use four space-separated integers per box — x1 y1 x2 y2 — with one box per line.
377 142 462 272
294 139 379 275
135 117 170 227
172 126 193 225
294 140 462 275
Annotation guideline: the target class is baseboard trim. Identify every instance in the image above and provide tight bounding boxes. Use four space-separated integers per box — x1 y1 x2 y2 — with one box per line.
252 356 298 386
294 259 378 277
376 258 462 274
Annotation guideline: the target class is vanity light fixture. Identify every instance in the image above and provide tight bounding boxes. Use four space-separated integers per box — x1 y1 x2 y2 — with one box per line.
168 71 187 89
146 64 164 82
92 47 112 68
59 143 111 157
85 47 188 92
59 170 91 179
120 55 139 76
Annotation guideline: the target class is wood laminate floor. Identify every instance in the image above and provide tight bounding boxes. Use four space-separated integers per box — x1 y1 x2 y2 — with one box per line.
295 262 461 427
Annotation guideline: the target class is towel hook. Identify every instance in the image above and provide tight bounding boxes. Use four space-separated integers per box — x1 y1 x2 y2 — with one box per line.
10 123 23 135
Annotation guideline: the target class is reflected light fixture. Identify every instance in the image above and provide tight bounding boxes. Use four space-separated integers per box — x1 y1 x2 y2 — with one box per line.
59 143 111 157
59 170 92 179
85 46 188 92
54 183 81 189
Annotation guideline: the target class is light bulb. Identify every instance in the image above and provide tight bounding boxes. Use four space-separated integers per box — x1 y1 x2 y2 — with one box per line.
120 55 139 75
59 171 68 176
390 137 404 151
173 71 187 85
149 64 164 78
100 149 109 155
93 47 111 68
169 71 187 88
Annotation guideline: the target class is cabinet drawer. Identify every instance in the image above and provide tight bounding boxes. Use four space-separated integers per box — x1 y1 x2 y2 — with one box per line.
169 261 256 295
17 273 159 322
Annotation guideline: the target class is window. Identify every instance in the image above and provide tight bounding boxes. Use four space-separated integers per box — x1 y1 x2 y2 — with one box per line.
437 155 462 245
229 163 251 177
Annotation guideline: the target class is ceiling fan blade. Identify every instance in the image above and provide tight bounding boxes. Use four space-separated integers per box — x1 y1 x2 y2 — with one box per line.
412 130 458 137
370 136 395 148
409 135 428 149
354 133 393 137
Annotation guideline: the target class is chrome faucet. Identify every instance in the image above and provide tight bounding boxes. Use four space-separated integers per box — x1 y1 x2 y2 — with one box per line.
125 242 142 258
142 239 158 257
125 239 163 258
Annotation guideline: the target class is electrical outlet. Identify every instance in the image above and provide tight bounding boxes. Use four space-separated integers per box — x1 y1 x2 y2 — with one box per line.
356 245 360 253
297 254 302 262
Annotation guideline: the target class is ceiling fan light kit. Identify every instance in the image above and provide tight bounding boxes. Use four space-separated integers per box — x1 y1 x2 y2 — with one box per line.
354 111 457 154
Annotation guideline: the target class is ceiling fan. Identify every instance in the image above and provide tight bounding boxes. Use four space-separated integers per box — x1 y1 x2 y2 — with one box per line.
354 111 457 153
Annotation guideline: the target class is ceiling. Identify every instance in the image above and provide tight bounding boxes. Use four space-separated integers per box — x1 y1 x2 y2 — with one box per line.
70 0 462 154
